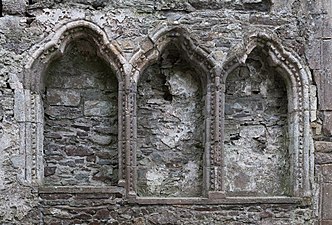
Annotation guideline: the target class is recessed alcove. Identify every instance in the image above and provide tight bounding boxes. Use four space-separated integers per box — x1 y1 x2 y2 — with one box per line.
43 38 118 186
224 47 291 196
136 43 205 197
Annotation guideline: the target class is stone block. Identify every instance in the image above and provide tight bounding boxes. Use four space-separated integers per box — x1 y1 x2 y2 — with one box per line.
315 41 332 110
322 165 332 183
46 89 81 106
323 111 332 136
64 146 93 156
322 184 332 219
323 40 332 67
89 133 112 145
315 153 332 164
3 0 26 15
44 105 83 119
84 100 114 116
315 141 332 153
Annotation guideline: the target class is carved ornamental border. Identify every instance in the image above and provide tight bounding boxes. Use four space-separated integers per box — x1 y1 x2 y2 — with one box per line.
128 24 220 200
19 20 313 205
220 32 313 198
19 20 127 186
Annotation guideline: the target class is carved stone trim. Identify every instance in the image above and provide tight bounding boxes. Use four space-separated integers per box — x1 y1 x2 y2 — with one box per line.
39 186 125 194
131 196 308 205
129 23 219 199
221 31 313 198
22 20 127 187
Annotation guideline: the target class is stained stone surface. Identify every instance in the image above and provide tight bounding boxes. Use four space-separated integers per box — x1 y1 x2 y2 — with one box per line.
137 45 204 197
224 48 290 196
0 0 329 223
43 39 118 186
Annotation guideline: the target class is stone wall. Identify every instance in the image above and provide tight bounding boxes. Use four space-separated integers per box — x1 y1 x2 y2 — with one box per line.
43 38 119 186
224 48 290 196
137 44 204 197
0 0 330 224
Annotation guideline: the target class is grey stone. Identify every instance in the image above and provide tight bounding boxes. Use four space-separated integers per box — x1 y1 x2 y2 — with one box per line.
323 111 332 136
84 100 114 116
0 0 327 223
315 141 332 153
46 89 81 106
322 184 332 219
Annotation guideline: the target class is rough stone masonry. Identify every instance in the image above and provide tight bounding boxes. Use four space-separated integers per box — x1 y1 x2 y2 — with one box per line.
0 0 331 224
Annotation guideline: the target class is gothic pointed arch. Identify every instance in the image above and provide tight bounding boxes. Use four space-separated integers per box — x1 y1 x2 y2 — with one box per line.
221 31 313 197
19 20 127 187
127 24 221 201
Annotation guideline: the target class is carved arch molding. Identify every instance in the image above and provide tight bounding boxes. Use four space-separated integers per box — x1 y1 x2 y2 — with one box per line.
17 20 314 204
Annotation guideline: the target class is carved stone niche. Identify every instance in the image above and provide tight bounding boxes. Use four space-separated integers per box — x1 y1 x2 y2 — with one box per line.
127 25 223 204
220 32 314 204
19 21 126 194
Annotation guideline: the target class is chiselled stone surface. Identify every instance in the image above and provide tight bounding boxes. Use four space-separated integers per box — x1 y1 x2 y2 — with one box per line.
43 39 118 186
224 48 290 196
137 44 204 197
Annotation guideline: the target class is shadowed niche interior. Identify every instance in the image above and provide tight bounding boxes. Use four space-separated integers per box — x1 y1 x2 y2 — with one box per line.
224 47 291 196
136 43 205 197
43 38 119 186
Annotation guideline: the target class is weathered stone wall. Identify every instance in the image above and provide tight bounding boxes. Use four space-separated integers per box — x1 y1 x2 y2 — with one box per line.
137 44 204 197
224 48 290 196
43 38 118 186
39 191 314 225
0 0 330 224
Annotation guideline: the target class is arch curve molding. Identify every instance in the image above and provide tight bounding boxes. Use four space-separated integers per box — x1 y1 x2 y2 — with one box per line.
221 31 314 198
126 24 224 201
18 20 128 187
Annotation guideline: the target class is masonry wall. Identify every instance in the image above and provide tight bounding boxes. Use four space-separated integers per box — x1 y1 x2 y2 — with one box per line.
0 0 330 224
43 38 119 186
224 48 290 196
136 44 205 197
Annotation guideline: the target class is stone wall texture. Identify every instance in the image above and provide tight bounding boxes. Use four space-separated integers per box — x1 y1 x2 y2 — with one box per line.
0 0 330 224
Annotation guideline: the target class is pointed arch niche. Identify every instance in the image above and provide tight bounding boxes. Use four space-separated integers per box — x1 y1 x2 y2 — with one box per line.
136 42 205 198
20 21 126 193
127 26 221 203
221 33 313 200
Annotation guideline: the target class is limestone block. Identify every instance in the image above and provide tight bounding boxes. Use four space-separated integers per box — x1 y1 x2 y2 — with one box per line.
322 184 332 219
44 105 83 119
84 100 114 116
317 41 332 110
64 145 93 156
322 165 332 182
315 141 332 153
46 89 81 106
323 111 332 135
89 133 112 145
315 152 332 164
2 0 26 15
